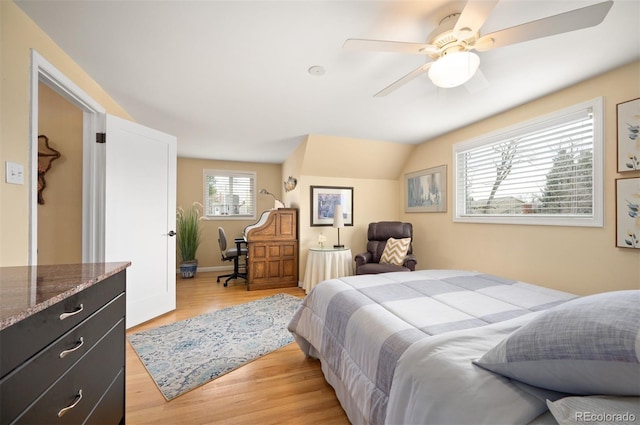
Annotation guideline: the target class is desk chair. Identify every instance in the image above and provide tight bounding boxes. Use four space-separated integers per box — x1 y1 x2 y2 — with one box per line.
216 227 248 286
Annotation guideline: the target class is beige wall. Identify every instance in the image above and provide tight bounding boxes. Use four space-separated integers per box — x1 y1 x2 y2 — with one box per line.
0 1 131 266
296 176 401 276
176 157 283 269
3 0 638 294
284 134 413 280
401 61 640 295
37 83 83 264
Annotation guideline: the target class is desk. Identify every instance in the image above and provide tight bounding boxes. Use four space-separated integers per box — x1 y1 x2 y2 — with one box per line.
234 237 248 278
302 247 353 293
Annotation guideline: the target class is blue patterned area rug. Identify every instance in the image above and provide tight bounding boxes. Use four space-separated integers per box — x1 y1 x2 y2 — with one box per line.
127 293 302 400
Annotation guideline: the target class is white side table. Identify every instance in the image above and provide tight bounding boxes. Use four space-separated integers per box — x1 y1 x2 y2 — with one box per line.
302 247 353 293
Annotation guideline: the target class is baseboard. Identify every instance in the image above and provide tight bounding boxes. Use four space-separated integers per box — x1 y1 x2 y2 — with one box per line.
176 265 233 274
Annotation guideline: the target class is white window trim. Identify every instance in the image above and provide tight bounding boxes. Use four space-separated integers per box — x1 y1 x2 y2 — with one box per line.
452 97 604 227
202 169 257 221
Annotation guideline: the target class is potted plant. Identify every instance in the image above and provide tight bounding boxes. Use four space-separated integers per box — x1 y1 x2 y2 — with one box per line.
176 202 203 278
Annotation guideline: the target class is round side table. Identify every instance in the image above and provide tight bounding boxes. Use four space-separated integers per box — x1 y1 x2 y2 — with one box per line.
302 246 353 293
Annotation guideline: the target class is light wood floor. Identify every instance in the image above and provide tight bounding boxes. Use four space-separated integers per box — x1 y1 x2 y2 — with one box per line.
125 271 350 424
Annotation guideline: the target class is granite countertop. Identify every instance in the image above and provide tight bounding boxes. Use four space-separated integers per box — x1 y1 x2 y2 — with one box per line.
0 262 130 331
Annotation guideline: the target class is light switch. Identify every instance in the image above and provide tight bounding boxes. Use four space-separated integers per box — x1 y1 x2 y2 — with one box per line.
6 161 25 185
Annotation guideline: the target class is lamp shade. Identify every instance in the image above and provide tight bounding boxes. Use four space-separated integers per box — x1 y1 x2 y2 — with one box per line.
428 51 480 88
333 204 345 228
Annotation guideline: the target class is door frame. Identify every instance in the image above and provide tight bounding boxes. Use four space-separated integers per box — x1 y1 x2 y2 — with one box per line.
29 49 106 265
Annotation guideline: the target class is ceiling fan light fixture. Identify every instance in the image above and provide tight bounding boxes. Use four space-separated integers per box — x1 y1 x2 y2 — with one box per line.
428 51 480 88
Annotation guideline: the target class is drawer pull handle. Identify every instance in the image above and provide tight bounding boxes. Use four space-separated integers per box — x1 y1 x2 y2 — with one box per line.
59 337 84 359
57 389 83 418
59 304 84 320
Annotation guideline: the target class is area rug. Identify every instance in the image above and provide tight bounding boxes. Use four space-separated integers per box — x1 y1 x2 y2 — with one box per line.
127 293 301 400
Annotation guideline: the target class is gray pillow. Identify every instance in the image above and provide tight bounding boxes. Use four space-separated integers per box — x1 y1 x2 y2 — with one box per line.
474 290 640 395
546 396 640 425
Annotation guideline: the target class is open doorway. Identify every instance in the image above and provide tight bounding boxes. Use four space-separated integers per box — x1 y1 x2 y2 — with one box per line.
29 49 106 266
36 82 83 264
30 50 178 327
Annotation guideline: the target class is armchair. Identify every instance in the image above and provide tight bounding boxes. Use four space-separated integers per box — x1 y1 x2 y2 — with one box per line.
355 221 417 275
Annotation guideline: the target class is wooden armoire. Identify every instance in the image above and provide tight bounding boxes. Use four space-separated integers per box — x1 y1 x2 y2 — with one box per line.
245 208 298 290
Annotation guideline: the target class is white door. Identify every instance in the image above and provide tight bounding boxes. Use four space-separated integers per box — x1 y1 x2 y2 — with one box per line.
104 114 177 328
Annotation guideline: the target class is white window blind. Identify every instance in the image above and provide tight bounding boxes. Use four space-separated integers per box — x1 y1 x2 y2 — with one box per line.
203 169 256 219
453 98 603 227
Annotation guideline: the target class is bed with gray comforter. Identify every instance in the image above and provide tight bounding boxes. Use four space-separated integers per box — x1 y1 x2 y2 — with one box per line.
288 269 579 424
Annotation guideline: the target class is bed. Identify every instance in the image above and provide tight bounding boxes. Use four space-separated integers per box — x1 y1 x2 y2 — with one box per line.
287 270 640 425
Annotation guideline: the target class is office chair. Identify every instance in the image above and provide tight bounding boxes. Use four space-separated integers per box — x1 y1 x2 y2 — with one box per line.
216 227 248 286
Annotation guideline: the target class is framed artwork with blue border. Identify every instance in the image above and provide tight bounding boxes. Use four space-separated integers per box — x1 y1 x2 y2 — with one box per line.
310 186 353 226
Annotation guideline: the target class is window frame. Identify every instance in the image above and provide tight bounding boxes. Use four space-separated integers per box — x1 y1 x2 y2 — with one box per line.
452 97 604 227
202 169 257 221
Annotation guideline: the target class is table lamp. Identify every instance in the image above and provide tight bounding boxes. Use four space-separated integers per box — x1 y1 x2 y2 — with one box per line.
333 204 345 248
259 188 285 209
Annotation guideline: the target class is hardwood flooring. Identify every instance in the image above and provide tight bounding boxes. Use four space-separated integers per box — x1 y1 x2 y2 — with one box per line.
125 271 350 424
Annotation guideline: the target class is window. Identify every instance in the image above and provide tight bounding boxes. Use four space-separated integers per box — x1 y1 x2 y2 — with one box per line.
203 170 256 219
453 98 603 227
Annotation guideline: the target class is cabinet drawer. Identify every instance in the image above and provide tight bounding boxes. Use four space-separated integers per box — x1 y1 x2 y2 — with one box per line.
0 293 125 424
84 369 125 425
12 318 125 425
1 271 125 376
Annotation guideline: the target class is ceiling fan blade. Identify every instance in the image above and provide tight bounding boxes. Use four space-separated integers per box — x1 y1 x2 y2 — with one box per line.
453 0 499 39
374 63 432 97
343 38 438 55
475 0 613 51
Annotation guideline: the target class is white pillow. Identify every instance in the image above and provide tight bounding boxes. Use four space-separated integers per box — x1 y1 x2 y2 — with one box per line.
474 290 640 395
379 237 411 266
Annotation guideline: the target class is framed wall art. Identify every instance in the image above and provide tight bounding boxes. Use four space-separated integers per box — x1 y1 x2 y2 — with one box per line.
616 97 640 172
405 165 447 213
615 177 640 249
310 185 353 226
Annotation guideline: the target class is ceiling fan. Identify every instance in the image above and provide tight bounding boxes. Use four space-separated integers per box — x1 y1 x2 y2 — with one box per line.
344 0 613 97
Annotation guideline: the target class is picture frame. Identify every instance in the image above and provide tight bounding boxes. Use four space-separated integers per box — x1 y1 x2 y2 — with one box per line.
616 97 640 172
405 165 447 213
615 177 640 249
310 186 353 226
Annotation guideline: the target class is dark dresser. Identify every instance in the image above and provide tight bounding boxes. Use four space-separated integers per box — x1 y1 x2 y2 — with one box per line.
0 262 130 425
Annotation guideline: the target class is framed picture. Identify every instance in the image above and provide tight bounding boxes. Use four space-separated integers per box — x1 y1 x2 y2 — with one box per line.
310 186 353 226
615 177 640 249
617 98 640 172
405 165 447 213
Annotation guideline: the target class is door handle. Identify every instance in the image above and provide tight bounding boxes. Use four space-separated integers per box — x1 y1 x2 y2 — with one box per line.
168 230 176 237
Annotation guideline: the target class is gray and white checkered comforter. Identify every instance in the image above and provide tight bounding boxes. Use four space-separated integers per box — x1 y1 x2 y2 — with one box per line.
288 269 576 425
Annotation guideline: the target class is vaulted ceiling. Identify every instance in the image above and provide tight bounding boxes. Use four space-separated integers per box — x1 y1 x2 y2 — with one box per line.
17 0 640 163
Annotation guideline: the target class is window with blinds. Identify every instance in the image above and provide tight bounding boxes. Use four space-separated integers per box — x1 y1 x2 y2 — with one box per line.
203 169 256 219
453 98 603 227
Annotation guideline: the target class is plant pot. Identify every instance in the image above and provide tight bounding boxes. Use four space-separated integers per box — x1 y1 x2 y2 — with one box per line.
180 261 198 279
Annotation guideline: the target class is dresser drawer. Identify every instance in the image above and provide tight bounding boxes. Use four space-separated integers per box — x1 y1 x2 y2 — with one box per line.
0 271 125 376
12 318 125 424
0 293 125 424
84 369 125 425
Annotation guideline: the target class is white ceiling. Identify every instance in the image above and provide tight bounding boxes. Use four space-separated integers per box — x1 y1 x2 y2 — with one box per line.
17 0 640 164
